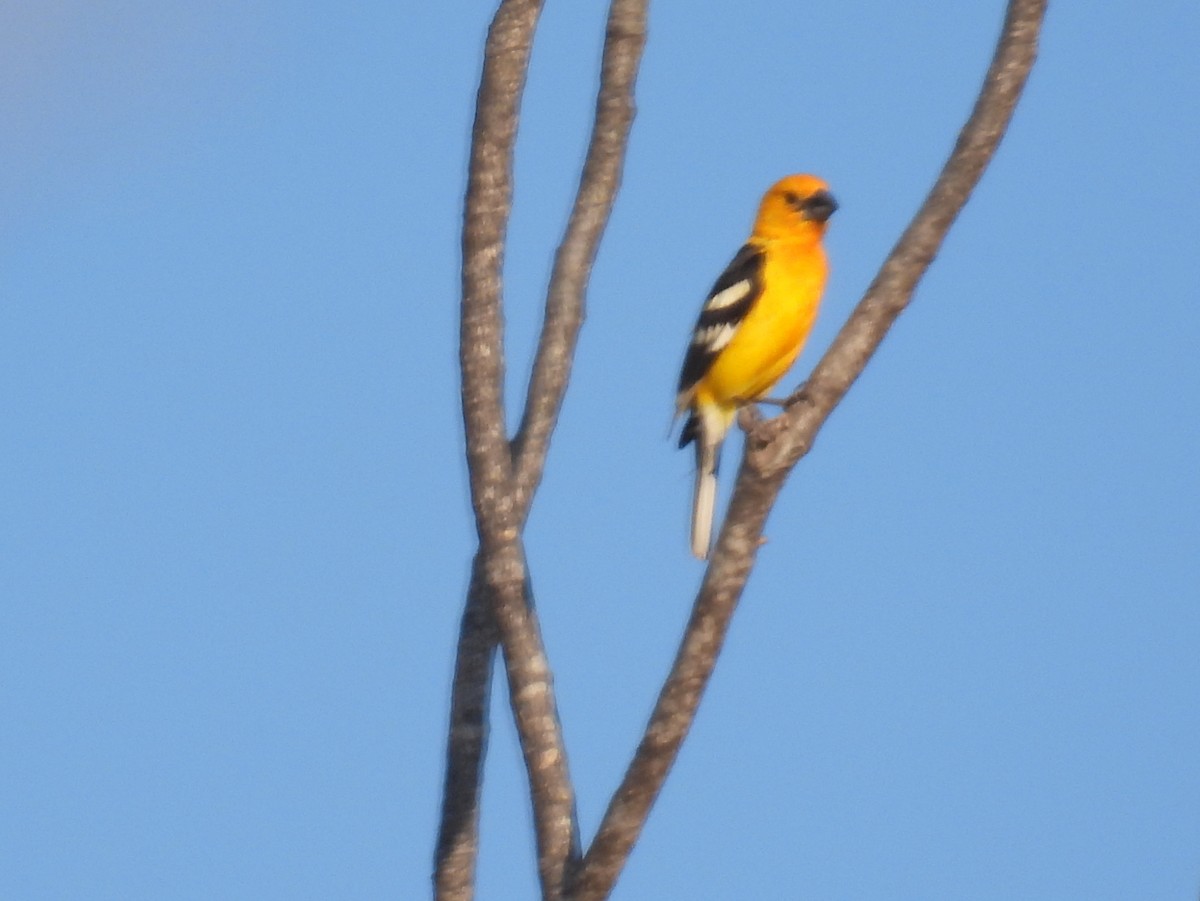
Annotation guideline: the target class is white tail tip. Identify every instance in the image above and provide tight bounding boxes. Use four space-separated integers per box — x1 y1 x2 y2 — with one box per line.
690 466 716 560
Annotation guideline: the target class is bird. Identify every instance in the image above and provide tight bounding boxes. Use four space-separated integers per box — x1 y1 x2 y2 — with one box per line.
675 174 837 559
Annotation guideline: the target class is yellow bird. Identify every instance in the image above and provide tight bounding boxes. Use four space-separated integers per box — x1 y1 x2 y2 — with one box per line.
676 174 837 559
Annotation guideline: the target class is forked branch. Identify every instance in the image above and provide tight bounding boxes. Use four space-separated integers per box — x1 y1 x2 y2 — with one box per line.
439 1 647 899
569 3 1048 898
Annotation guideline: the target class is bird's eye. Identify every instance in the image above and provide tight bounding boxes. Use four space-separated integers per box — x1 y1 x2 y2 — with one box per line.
783 191 801 208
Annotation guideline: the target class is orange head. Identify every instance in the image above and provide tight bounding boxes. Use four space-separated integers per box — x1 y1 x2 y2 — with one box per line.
751 174 837 244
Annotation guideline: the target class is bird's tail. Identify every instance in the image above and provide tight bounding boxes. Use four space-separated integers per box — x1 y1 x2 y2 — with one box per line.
691 437 719 559
680 405 733 560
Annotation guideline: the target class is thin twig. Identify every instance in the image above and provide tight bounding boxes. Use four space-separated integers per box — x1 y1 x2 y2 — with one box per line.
569 3 1047 897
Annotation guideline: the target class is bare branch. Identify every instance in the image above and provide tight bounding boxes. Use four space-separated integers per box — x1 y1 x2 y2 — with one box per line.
489 6 649 894
444 1 647 898
459 0 543 543
451 2 584 899
437 554 578 901
433 560 498 901
487 549 581 900
760 0 1051 474
569 3 1047 897
511 0 649 516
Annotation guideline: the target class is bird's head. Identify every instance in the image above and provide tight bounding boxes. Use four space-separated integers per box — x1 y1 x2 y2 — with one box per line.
753 174 837 243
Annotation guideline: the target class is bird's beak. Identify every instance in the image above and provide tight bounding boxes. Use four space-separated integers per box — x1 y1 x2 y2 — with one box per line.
801 190 838 222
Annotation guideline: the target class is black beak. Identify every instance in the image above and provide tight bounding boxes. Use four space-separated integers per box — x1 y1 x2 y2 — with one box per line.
801 190 838 222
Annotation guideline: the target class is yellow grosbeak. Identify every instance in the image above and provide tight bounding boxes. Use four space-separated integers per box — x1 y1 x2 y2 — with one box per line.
676 174 837 559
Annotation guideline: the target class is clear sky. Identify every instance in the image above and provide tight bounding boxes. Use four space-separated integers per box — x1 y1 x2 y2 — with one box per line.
3 2 1198 899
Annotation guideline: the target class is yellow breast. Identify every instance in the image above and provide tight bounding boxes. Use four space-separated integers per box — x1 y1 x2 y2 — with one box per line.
697 239 827 409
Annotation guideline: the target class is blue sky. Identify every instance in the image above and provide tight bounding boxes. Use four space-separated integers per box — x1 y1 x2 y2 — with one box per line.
3 2 1198 898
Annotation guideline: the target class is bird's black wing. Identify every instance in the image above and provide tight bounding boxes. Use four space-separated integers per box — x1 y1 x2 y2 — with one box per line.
676 242 765 399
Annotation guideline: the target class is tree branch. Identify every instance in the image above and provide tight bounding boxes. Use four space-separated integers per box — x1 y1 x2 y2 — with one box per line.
459 0 542 539
569 2 1047 897
442 1 647 899
433 558 499 901
452 2 582 899
511 0 648 516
